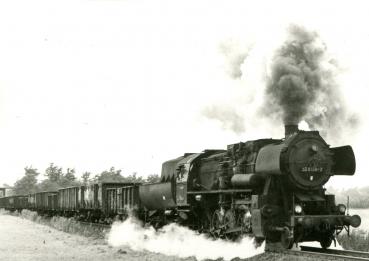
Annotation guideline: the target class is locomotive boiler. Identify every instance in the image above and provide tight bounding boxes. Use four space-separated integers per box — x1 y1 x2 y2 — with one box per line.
139 125 361 249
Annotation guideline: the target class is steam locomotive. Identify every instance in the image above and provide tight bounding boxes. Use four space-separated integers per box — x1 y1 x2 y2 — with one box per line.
140 124 361 249
0 125 361 249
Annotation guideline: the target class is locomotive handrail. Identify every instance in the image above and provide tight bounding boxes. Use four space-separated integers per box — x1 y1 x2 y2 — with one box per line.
187 189 252 194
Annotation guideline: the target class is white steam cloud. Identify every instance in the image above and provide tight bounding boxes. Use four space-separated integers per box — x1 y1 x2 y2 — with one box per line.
108 217 264 261
202 105 246 134
219 39 252 79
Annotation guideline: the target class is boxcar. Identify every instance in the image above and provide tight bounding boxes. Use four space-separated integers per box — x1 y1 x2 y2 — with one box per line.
35 191 58 212
18 195 29 209
0 196 5 208
0 196 9 209
81 182 138 220
106 184 141 216
28 193 36 210
0 195 28 210
83 183 99 210
0 188 6 197
59 186 80 212
78 185 85 209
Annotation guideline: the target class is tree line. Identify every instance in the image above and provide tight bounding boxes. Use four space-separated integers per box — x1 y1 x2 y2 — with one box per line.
11 165 369 209
11 163 160 195
327 186 369 209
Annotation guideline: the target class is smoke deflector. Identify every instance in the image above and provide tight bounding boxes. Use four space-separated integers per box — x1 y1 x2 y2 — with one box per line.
330 145 356 175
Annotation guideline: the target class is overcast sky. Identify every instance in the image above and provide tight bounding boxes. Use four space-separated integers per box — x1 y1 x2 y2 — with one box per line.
0 0 368 188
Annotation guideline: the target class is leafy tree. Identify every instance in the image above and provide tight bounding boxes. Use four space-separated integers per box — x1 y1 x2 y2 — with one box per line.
45 163 63 182
81 171 91 184
13 167 39 195
93 168 146 183
59 168 80 188
41 164 80 190
12 164 161 195
122 172 144 183
95 167 125 182
38 179 60 192
145 174 161 183
64 168 76 181
327 186 369 209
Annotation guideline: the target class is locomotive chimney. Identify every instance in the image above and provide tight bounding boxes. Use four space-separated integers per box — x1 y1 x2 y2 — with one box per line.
285 124 299 137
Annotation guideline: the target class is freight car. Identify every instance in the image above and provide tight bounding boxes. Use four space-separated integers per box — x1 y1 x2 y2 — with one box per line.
0 195 28 211
106 184 141 218
81 182 138 221
32 191 59 213
0 187 5 197
20 183 138 221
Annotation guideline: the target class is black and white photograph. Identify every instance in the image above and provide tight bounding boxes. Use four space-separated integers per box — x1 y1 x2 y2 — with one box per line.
1 0 369 260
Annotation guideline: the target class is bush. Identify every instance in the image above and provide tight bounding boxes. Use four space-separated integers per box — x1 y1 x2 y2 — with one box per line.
337 229 369 251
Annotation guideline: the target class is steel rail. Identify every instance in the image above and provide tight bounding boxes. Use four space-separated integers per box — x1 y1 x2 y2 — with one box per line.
283 249 369 261
275 247 369 261
300 246 369 260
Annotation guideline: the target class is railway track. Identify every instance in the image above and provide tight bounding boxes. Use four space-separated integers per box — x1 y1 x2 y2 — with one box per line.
297 246 369 260
265 243 369 260
269 246 369 261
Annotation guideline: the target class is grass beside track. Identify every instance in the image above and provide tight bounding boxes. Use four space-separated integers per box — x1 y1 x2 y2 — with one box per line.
8 209 110 239
337 230 369 252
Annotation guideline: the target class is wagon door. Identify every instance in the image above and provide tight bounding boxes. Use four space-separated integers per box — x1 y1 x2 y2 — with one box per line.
79 186 85 209
107 189 117 215
85 185 93 209
117 188 123 214
94 184 99 209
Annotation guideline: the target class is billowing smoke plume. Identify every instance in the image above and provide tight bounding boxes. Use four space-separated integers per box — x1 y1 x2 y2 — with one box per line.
263 25 359 136
201 24 358 141
108 217 264 261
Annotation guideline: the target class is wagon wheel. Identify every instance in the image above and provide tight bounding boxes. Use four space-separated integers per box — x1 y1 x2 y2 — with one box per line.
280 230 294 249
223 210 238 240
254 237 265 247
224 210 236 229
210 210 223 238
319 236 333 249
198 209 212 232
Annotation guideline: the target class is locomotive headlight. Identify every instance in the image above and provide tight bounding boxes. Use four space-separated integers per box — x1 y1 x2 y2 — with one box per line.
294 204 303 214
338 204 346 214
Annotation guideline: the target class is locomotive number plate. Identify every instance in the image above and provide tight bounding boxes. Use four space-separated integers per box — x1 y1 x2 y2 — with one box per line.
301 166 324 173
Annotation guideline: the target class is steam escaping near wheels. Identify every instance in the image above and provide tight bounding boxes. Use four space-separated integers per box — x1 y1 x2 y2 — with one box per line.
108 217 265 261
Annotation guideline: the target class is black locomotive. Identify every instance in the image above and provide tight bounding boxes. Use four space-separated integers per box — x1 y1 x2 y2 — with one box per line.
0 124 361 249
141 124 361 249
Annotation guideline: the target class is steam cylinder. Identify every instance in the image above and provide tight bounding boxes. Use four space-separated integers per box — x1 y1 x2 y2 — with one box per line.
231 174 264 187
